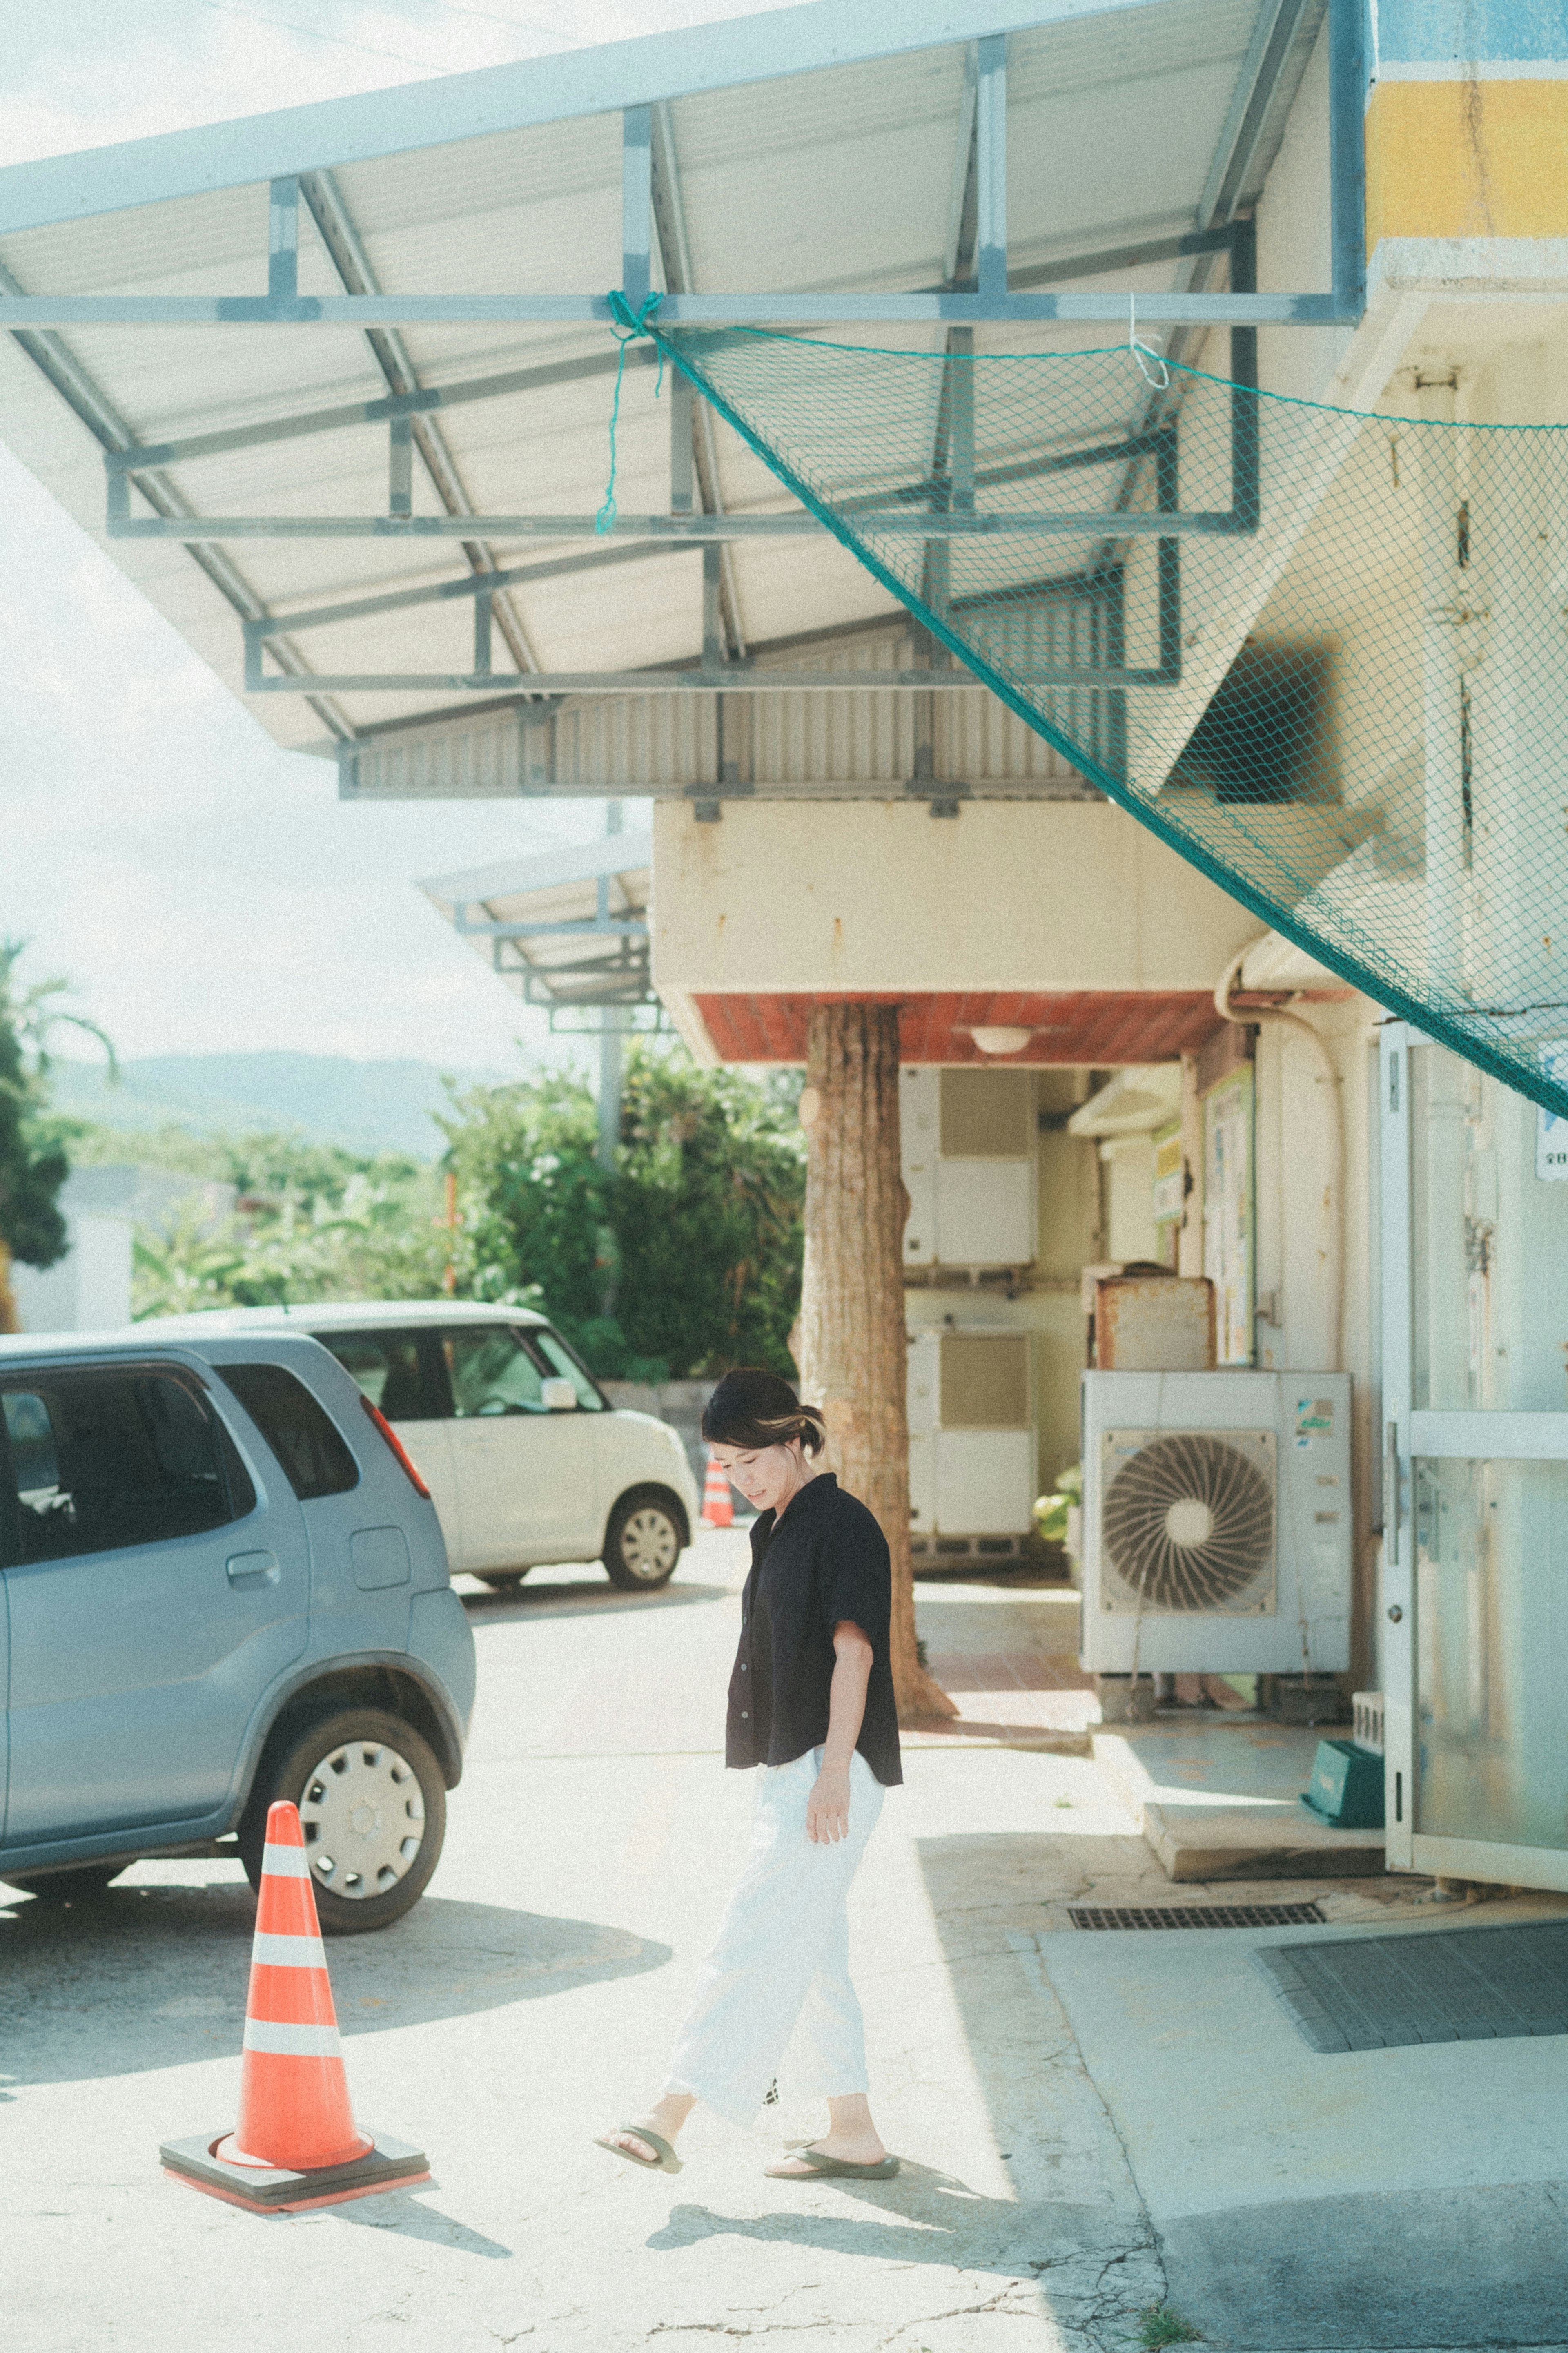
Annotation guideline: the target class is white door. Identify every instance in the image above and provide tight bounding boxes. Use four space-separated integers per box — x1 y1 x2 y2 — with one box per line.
1381 1025 1568 1889
439 1325 600 1570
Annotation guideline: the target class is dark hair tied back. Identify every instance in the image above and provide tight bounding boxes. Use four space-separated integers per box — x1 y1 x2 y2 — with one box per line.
701 1367 827 1456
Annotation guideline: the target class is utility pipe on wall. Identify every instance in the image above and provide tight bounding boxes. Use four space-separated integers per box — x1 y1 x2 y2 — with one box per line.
1213 944 1344 1371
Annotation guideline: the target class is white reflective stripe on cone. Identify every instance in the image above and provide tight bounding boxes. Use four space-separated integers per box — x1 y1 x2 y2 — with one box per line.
242 2019 342 2059
261 1843 312 1878
249 1931 328 1968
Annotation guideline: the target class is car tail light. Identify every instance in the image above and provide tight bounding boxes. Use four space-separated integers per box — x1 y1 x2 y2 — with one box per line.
361 1396 432 1498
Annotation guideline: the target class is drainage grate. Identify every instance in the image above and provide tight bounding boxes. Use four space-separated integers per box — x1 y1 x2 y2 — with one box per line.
1068 1902 1326 1931
1256 1919 1568 2052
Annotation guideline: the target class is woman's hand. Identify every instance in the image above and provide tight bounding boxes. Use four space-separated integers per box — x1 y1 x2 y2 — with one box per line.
806 1762 853 1844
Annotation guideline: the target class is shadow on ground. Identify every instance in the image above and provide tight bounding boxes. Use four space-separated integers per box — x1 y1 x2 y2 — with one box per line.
648 2164 1140 2288
461 1578 734 1625
0 1886 669 2087
1161 2179 1568 2349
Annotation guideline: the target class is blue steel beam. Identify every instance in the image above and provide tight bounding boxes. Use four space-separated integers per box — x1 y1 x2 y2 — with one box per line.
132 508 1263 542
452 912 648 939
94 230 1236 480
0 291 1356 326
247 664 1174 693
975 36 1008 303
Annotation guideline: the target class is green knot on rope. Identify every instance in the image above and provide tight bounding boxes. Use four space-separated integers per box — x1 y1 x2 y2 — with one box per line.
596 289 665 534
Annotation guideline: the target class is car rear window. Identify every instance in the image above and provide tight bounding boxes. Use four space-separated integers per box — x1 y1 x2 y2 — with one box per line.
216 1362 360 1500
0 1369 252 1565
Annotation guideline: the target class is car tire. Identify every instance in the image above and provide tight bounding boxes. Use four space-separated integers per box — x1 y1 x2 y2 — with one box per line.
603 1487 686 1591
239 1708 446 1936
1 1864 127 1901
474 1568 531 1589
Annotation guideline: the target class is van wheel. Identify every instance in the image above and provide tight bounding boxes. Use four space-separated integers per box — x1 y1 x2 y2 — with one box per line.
239 1709 446 1936
604 1488 685 1591
2 1864 126 1901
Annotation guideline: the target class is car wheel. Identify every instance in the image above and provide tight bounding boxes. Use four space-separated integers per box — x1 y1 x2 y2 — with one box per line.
603 1487 685 1591
239 1708 446 1936
2 1864 127 1900
474 1568 530 1589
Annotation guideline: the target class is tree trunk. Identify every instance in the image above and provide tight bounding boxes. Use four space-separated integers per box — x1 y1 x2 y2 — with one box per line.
797 1002 956 1725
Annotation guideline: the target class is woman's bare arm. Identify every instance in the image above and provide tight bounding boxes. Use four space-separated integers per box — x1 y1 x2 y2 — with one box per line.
807 1621 874 1844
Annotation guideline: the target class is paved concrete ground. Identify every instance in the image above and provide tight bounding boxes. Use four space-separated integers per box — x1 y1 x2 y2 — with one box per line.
4 1532 1566 2352
1092 1723 1387 1879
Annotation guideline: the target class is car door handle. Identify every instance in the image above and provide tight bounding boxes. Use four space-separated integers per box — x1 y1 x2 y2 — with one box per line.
226 1549 280 1589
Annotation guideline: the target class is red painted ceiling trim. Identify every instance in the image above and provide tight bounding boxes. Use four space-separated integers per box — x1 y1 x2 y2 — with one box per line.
690 991 1229 1064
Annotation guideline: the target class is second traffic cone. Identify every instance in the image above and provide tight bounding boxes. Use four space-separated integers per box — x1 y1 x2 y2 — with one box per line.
702 1448 734 1527
161 1802 429 2214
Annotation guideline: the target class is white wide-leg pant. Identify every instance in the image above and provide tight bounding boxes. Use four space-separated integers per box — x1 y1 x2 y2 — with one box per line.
664 1747 884 2128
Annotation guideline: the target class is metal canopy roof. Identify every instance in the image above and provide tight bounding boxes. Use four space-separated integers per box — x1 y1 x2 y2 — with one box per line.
421 830 655 1022
0 0 1355 806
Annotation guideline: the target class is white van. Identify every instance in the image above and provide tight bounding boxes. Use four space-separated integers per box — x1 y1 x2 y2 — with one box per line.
143 1302 701 1592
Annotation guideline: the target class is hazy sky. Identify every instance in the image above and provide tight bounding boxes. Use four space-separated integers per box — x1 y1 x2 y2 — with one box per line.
0 0 785 1073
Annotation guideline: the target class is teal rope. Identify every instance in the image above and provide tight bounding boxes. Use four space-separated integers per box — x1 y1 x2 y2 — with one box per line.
597 290 665 533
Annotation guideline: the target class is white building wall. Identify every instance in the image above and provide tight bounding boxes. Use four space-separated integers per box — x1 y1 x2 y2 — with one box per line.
11 1210 132 1332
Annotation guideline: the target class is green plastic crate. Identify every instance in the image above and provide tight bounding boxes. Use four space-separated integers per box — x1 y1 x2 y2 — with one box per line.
1300 1738 1385 1830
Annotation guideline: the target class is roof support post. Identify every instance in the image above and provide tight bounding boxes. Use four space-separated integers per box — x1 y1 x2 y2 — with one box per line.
622 104 653 310
268 176 299 305
1229 216 1260 534
1328 0 1366 320
974 35 1007 304
473 589 493 676
388 413 413 516
669 364 693 513
702 542 723 668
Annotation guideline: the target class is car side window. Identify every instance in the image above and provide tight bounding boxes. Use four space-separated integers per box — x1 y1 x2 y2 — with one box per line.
0 1371 245 1566
320 1329 436 1422
215 1363 359 1500
529 1328 606 1412
442 1327 549 1417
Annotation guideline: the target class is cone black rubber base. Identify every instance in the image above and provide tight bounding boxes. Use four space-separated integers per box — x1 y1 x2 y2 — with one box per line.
160 2129 430 2213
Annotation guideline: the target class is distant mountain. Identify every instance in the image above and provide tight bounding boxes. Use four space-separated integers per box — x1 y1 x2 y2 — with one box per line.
45 1051 522 1162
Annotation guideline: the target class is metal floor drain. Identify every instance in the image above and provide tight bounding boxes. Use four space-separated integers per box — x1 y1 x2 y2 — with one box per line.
1256 1919 1568 2051
1068 1902 1326 1931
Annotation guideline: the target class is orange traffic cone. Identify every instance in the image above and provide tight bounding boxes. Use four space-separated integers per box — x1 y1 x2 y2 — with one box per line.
702 1448 734 1528
161 1803 429 2214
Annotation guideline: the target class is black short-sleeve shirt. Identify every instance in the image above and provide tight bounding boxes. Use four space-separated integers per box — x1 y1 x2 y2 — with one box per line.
726 1472 903 1788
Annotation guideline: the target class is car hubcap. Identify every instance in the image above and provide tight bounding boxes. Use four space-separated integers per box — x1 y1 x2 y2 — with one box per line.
298 1740 425 1900
620 1507 678 1581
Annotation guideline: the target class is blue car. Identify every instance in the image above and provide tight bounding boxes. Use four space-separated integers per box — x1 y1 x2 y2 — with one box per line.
0 1324 475 1933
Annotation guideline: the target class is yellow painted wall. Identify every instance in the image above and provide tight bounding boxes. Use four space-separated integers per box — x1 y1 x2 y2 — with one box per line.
1366 78 1568 249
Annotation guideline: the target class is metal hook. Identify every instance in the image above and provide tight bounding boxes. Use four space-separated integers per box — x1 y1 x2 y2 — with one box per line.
1128 293 1170 390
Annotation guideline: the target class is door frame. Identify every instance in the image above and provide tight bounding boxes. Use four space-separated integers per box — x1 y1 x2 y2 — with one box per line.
1380 1021 1568 1890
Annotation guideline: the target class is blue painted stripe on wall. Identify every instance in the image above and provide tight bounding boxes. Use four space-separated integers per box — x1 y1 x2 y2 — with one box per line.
1375 0 1568 68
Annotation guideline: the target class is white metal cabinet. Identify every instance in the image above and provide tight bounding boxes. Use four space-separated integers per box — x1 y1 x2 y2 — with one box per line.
1381 1025 1568 1888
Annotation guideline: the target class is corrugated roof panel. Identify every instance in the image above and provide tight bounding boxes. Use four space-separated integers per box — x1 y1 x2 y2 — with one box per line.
0 0 1297 770
562 693 718 789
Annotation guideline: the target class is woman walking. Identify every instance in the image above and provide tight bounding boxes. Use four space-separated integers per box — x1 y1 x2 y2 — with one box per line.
596 1366 902 2182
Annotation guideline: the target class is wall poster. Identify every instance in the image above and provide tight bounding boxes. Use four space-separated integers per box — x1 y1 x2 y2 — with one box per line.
1203 1065 1255 1366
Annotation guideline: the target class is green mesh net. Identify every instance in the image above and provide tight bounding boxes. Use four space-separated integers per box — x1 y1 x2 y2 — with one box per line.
647 319 1568 1120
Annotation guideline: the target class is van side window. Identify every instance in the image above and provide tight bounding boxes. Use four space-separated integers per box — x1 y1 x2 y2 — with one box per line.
0 1372 244 1566
529 1328 606 1412
441 1327 548 1417
319 1330 437 1422
216 1363 360 1500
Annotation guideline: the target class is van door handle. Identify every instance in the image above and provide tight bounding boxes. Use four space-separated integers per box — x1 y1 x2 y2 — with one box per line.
226 1549 280 1589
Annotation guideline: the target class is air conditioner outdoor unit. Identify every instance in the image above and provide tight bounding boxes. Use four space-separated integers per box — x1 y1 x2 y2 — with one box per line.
1078 1370 1351 1674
